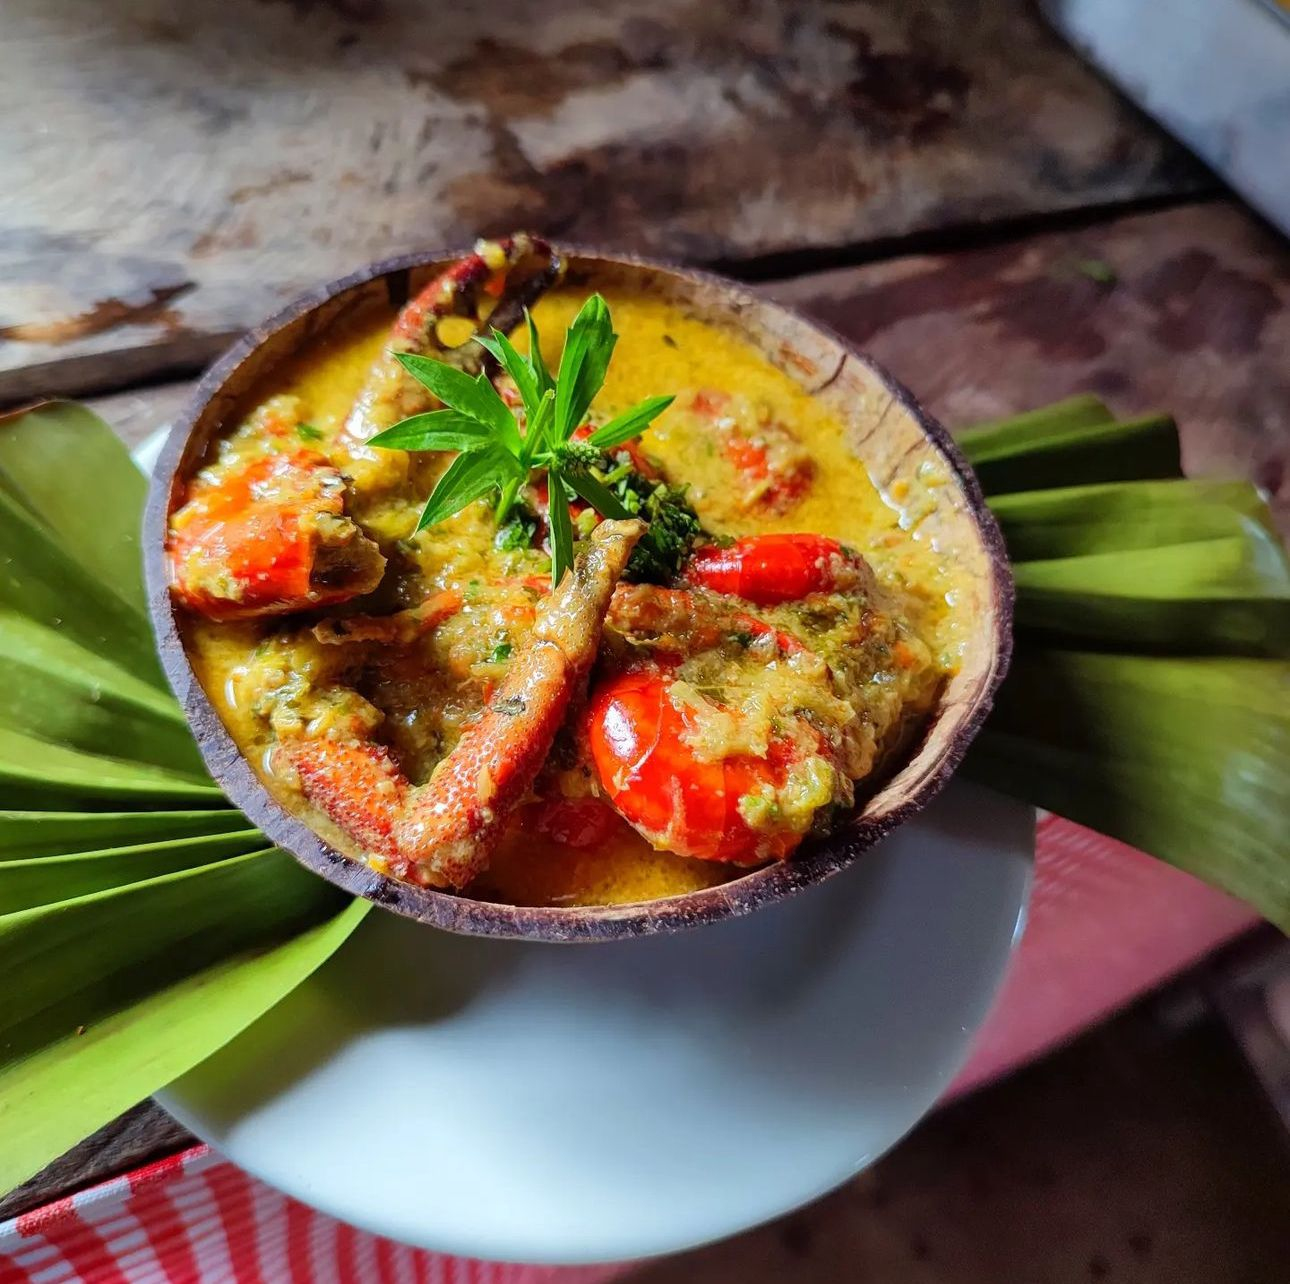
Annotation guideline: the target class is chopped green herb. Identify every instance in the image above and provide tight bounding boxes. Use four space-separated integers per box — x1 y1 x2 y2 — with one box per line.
296 423 324 442
610 469 703 584
488 639 513 664
494 504 539 552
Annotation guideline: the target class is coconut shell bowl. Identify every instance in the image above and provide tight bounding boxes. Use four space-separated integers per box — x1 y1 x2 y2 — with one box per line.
145 246 1012 943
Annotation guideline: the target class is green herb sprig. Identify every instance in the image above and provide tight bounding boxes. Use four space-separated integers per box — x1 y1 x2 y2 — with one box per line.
367 295 674 587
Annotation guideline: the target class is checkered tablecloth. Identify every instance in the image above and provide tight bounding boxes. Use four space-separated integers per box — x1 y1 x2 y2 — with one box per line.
0 816 1255 1282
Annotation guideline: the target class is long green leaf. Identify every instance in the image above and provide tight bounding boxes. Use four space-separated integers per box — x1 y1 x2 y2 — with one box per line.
965 649 1290 930
546 467 575 586
0 727 222 807
990 478 1277 560
476 330 541 420
0 485 163 685
367 409 496 453
0 853 367 1192
561 466 633 520
587 395 675 451
554 294 616 441
1012 535 1290 657
958 393 1115 451
0 809 248 858
395 353 520 452
0 402 150 613
0 830 263 912
525 310 556 397
0 609 205 774
961 410 1182 493
414 446 520 532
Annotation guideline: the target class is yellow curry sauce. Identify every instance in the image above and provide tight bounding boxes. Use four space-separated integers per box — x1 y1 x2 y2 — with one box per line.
178 283 962 906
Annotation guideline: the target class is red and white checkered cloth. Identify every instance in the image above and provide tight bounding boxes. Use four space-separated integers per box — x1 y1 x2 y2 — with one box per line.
0 817 1255 1282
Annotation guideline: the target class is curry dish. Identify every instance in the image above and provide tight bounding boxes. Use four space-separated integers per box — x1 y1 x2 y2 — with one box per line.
168 235 964 907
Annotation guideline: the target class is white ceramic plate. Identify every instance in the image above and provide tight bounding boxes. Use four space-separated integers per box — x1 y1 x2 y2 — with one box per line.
157 782 1031 1264
140 429 1031 1263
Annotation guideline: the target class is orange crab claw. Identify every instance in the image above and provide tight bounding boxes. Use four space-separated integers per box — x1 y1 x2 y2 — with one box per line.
168 446 385 621
278 518 644 889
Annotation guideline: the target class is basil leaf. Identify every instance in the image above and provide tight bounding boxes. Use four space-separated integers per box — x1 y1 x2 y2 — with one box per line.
546 467 574 588
588 395 675 451
369 409 494 453
395 353 521 451
415 446 521 532
554 294 616 442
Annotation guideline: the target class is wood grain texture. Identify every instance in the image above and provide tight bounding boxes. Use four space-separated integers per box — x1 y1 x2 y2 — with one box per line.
0 0 1206 399
0 1102 190 1221
770 200 1290 530
87 201 1290 528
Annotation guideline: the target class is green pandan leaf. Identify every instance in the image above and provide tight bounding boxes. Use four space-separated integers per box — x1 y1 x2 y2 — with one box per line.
0 850 368 1191
0 484 163 686
0 810 247 858
1011 534 1290 658
0 401 151 611
989 478 1277 561
965 648 1290 931
960 406 1181 493
0 830 264 913
0 608 205 774
0 726 222 807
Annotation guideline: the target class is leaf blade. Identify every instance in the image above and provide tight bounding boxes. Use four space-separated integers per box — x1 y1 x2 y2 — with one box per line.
476 330 541 421
414 445 519 532
0 849 368 1192
394 353 520 451
553 294 616 442
588 395 675 451
546 467 575 587
367 409 496 453
561 465 633 520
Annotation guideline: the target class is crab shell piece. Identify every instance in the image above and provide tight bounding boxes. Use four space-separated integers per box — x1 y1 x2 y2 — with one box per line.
145 247 1013 943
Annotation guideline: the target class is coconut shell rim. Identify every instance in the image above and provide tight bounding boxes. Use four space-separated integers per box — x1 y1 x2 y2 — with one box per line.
144 243 1014 944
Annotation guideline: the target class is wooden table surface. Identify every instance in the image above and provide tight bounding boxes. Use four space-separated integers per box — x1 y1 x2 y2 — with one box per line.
3 0 1288 1260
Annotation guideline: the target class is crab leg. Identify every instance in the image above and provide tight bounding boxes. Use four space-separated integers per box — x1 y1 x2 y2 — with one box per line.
278 518 643 889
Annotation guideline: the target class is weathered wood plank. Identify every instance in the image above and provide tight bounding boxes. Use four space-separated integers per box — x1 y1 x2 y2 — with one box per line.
83 202 1290 530
0 1102 191 1221
770 201 1290 530
0 0 1206 399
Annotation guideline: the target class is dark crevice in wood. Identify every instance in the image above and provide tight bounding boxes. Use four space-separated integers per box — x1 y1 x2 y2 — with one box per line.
705 190 1225 284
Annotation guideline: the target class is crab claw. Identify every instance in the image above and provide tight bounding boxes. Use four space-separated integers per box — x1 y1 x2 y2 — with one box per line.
278 518 644 889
